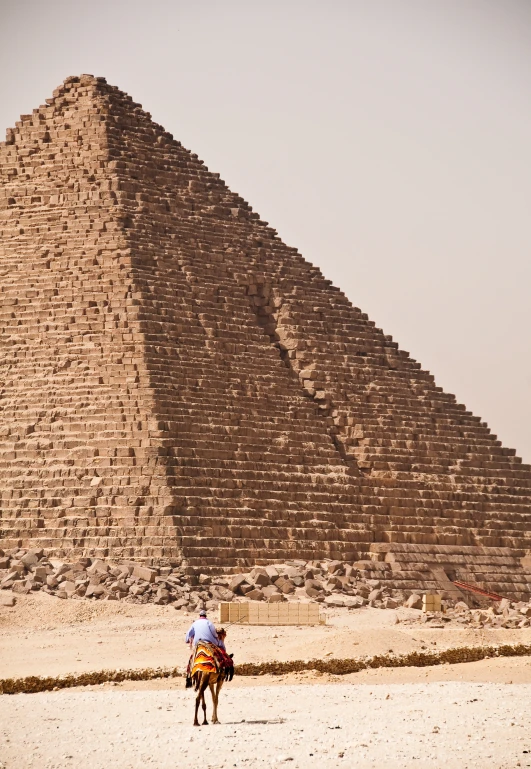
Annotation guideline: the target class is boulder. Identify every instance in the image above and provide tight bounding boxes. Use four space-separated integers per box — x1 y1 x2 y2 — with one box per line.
1 571 22 586
154 588 171 604
382 597 398 609
131 565 157 582
324 595 346 607
85 584 105 598
20 552 39 568
88 559 111 575
0 593 16 607
209 585 234 602
343 597 364 609
230 574 249 593
276 578 295 594
406 594 423 610
253 572 271 588
245 588 265 601
262 585 280 599
265 565 279 580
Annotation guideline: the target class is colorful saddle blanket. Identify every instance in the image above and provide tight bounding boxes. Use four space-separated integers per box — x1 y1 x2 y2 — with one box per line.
186 642 234 686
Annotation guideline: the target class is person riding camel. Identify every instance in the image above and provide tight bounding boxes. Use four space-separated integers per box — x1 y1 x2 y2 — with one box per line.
185 609 224 650
185 609 234 702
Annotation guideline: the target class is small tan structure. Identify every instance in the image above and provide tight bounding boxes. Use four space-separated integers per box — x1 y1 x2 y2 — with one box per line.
422 594 442 612
219 602 324 625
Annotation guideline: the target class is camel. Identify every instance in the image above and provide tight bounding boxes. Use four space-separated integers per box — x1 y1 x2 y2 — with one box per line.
188 627 232 726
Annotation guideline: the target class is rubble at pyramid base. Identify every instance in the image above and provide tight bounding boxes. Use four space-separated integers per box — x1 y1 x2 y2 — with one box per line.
3 546 531 610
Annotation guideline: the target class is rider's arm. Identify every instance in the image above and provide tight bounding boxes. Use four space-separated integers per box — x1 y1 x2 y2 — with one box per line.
208 620 221 646
185 626 195 644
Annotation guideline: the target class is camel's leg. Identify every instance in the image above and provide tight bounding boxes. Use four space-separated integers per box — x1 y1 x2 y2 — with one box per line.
194 674 209 726
194 688 201 726
194 676 203 726
208 677 218 724
210 676 224 724
201 677 209 725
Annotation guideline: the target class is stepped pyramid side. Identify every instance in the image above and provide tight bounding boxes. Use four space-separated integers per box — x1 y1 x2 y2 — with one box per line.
0 75 183 561
1 75 530 595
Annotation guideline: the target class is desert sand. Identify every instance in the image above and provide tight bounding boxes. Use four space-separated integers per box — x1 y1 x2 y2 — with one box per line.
2 593 531 768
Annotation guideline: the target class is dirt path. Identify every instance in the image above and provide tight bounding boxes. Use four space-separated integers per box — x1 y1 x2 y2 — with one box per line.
1 681 530 769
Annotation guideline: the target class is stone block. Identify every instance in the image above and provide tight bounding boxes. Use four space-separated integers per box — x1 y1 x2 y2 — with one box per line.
88 560 110 575
276 578 295 594
230 574 249 592
20 552 39 568
252 572 271 588
0 593 16 607
245 588 265 601
132 565 157 582
406 594 423 609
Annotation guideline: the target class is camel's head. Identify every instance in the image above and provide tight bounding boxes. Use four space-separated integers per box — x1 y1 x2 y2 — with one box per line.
216 626 227 641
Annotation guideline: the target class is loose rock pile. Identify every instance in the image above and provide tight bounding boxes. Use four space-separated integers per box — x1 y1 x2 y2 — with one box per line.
0 549 408 609
2 549 531 626
438 600 531 629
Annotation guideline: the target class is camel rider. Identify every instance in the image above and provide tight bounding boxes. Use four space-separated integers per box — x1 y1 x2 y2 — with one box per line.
185 609 225 650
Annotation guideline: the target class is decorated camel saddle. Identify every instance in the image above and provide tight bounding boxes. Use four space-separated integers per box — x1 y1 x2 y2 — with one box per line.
186 641 234 688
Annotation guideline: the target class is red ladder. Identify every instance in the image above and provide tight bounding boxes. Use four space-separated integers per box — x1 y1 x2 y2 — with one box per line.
452 580 504 601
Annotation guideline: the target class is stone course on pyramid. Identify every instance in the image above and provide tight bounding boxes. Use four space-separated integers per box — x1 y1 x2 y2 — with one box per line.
1 75 530 597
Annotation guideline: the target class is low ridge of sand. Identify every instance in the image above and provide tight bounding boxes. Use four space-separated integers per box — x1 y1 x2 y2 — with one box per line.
2 591 531 680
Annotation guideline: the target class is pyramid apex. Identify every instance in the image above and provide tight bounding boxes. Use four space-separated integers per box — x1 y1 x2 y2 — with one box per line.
62 74 107 86
51 74 108 101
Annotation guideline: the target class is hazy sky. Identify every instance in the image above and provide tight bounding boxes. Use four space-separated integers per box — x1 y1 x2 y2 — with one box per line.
1 1 530 461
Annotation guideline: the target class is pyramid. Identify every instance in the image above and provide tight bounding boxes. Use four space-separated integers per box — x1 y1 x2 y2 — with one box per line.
1 75 530 596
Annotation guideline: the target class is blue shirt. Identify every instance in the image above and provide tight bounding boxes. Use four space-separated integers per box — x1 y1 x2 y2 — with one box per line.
185 618 221 647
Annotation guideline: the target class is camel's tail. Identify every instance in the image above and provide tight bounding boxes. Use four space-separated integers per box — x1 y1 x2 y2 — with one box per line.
191 671 203 691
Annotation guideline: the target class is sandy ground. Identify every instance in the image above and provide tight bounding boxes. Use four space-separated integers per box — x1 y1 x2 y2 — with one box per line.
2 592 531 679
2 593 531 768
1 681 530 768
